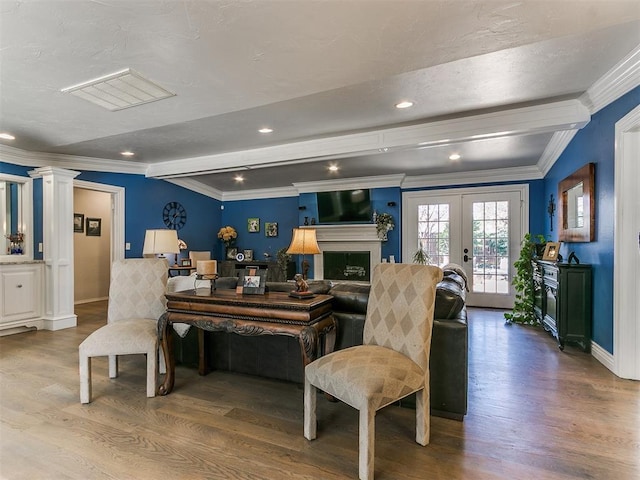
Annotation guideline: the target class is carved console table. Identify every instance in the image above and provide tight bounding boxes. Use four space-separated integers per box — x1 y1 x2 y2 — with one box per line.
157 288 336 395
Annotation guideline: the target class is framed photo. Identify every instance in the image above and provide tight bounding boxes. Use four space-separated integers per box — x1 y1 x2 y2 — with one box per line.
265 222 278 237
74 213 84 233
542 242 561 261
248 218 260 233
226 247 238 260
243 249 254 261
181 259 192 267
86 217 102 237
236 267 267 295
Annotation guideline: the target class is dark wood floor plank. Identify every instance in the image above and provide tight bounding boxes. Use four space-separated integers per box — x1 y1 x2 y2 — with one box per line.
1 304 639 479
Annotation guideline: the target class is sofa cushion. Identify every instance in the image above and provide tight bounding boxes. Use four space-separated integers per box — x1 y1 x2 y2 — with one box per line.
329 282 370 314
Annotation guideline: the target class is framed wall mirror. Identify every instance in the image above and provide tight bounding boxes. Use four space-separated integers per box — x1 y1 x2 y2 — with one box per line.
1 173 34 261
558 162 595 242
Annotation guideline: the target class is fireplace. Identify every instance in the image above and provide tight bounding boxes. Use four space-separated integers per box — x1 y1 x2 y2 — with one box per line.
305 225 381 281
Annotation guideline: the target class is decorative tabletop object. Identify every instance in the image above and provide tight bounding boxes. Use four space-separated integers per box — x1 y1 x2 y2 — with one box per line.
6 232 24 254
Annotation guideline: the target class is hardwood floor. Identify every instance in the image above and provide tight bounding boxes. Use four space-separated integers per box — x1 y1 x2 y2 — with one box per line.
1 303 638 479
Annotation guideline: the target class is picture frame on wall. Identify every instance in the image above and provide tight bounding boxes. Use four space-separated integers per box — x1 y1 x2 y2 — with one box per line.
265 222 278 237
542 242 561 261
74 213 84 233
86 217 102 237
248 218 260 232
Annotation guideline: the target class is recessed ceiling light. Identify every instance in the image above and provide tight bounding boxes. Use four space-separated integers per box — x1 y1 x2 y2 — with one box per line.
258 127 273 134
395 101 414 109
328 164 339 172
234 174 245 182
449 153 461 161
121 151 135 156
0 133 16 140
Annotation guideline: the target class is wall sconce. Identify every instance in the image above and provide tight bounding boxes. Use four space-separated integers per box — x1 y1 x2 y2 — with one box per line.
547 194 556 232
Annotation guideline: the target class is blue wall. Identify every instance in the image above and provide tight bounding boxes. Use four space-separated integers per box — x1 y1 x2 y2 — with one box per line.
0 163 222 262
220 196 299 261
543 86 640 353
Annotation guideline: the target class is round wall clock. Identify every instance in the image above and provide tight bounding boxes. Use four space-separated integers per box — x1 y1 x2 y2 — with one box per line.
163 201 187 230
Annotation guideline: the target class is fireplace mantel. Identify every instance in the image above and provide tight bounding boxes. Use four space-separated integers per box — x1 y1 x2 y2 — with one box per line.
302 225 381 281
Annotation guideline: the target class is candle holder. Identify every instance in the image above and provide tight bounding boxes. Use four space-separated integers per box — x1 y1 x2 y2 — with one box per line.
196 273 218 293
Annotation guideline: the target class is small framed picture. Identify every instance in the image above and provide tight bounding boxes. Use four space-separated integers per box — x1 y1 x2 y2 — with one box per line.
542 242 561 261
181 259 192 267
86 217 102 237
236 268 267 295
226 247 238 260
74 213 84 233
248 218 260 232
243 249 254 261
265 222 278 237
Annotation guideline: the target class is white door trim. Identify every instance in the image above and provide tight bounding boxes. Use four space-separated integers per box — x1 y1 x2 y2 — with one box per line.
73 180 125 264
613 105 640 380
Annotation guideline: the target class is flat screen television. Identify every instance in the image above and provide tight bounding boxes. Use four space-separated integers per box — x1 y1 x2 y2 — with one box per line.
317 189 372 223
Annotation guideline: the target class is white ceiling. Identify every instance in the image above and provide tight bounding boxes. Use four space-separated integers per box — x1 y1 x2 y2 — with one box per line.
1 1 639 198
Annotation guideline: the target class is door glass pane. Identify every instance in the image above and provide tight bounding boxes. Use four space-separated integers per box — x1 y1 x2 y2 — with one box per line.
472 200 509 294
417 203 449 267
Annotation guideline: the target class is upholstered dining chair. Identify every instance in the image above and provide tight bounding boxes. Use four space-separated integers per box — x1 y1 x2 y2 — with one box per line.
304 263 443 480
79 258 169 403
188 250 211 268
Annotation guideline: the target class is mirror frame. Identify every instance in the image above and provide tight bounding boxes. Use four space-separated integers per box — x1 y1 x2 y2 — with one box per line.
558 162 595 242
1 173 34 261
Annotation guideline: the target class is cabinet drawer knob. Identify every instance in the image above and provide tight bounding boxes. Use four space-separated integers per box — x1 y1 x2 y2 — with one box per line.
16 284 23 288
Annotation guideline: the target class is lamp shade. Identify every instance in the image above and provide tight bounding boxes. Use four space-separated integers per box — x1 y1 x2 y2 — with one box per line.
286 228 321 255
143 229 180 255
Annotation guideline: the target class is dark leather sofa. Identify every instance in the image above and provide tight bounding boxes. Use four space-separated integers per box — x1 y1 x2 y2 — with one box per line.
171 267 468 421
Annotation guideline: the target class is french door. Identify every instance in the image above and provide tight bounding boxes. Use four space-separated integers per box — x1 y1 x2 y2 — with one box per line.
402 185 527 308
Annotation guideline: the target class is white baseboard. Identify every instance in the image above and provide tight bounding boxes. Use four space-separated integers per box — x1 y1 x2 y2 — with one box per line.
74 296 108 305
591 341 615 373
42 314 77 331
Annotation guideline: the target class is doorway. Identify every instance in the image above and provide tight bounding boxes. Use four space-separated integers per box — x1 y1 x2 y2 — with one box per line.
73 180 125 305
613 105 640 380
402 185 527 308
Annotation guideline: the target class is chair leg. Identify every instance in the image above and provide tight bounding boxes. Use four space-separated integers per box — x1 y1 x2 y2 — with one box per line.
304 377 317 440
415 387 430 446
147 347 157 398
79 354 91 404
359 406 376 480
158 346 166 375
108 355 118 379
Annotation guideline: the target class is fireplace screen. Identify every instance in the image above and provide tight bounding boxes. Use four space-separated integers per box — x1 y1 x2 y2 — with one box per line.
323 251 370 281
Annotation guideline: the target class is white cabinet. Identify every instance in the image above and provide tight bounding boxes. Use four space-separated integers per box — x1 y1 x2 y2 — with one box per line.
0 262 43 329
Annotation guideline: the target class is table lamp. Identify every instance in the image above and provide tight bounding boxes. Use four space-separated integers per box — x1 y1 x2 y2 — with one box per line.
143 229 180 263
286 228 321 298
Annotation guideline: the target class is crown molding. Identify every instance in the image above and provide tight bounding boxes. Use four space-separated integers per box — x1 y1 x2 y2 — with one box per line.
164 177 224 201
581 44 640 115
221 186 299 201
293 174 406 194
146 99 589 180
401 165 543 190
0 145 148 175
537 129 580 176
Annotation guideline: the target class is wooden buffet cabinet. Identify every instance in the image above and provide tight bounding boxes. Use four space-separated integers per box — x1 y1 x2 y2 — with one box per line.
533 260 592 352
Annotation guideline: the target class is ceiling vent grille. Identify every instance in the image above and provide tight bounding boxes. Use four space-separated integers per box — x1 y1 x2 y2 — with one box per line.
60 68 175 111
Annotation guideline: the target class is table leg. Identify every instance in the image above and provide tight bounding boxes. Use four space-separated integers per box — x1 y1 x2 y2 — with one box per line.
198 329 211 376
157 313 176 396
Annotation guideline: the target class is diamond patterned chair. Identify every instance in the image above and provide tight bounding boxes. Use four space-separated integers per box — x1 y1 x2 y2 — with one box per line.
304 263 443 480
79 258 168 403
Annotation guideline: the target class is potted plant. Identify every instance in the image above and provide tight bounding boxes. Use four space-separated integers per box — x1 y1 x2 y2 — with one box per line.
412 243 430 265
217 225 238 258
375 212 394 241
504 233 546 325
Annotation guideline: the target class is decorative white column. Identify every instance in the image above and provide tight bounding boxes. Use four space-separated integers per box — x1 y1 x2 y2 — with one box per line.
29 167 80 330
